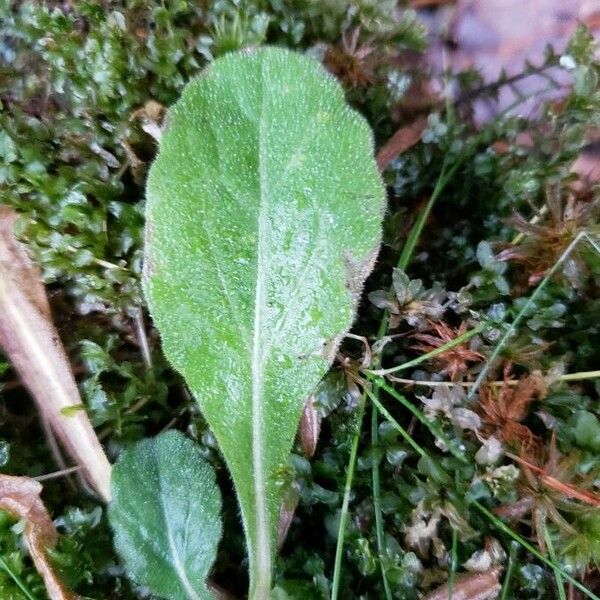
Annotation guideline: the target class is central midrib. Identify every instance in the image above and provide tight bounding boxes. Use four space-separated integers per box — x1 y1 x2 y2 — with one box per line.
250 54 272 594
156 447 201 600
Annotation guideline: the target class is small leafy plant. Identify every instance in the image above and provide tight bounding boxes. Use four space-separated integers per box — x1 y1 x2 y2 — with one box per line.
109 47 385 599
3 3 600 598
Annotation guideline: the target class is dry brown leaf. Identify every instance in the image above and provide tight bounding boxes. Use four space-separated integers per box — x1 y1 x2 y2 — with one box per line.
376 116 428 171
298 395 322 458
0 207 112 500
277 396 322 549
423 566 502 600
277 485 301 550
0 474 79 600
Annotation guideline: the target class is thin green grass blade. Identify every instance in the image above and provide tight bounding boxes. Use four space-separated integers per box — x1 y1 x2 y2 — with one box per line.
448 527 458 600
467 231 590 400
331 393 367 600
364 388 429 459
472 502 600 600
544 524 566 600
0 556 37 600
368 322 488 377
370 400 393 600
500 543 519 600
372 378 467 463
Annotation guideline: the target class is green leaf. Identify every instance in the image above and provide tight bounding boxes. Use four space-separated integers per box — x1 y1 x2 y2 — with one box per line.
108 431 222 600
573 411 600 452
143 47 385 598
0 131 17 163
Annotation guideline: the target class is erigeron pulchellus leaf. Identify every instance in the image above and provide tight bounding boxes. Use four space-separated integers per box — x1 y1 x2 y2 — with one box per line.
143 47 385 598
108 431 222 600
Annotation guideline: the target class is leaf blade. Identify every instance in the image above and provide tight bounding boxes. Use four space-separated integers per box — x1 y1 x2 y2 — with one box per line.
143 47 385 597
109 431 222 600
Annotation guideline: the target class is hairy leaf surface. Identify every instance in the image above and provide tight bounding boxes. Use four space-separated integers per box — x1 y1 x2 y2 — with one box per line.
143 47 385 597
109 431 222 600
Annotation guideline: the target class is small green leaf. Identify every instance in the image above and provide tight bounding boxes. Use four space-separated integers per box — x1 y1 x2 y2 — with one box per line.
0 131 17 163
143 47 385 598
573 411 600 452
108 431 222 600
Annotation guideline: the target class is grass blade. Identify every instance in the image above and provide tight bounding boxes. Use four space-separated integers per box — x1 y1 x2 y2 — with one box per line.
372 378 467 463
370 402 393 600
472 502 600 600
0 556 37 600
448 527 458 600
368 322 488 377
331 393 367 600
499 543 518 600
543 524 566 600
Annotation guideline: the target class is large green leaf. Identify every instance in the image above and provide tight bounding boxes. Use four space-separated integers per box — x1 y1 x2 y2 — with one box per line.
143 47 385 598
108 431 222 600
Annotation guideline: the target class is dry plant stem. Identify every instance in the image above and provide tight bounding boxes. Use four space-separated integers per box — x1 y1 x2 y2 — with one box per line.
39 417 78 493
134 306 153 371
65 244 123 270
0 474 80 600
511 204 549 245
389 369 600 388
40 417 70 477
0 207 112 501
34 466 82 482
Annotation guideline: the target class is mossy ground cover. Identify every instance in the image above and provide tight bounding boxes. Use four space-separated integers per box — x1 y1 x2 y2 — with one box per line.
1 1 600 598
